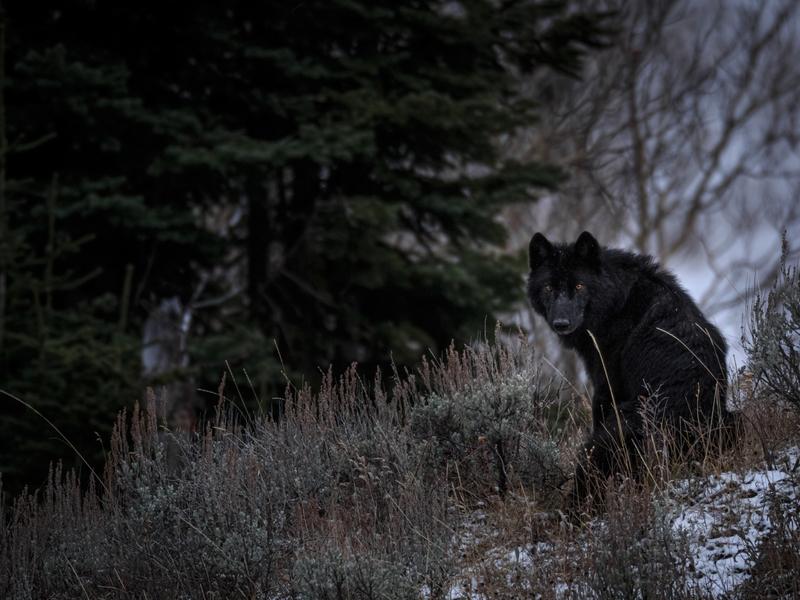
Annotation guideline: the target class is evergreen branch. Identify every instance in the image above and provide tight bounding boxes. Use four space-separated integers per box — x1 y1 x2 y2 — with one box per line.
9 132 57 154
0 388 107 493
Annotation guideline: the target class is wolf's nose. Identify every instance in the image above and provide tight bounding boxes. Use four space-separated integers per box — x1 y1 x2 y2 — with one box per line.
553 319 571 332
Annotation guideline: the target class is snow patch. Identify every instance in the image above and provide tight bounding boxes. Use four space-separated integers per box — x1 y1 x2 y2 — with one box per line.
422 448 799 598
670 448 799 596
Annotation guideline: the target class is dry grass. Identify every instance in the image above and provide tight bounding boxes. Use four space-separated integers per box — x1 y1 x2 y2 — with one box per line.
447 395 800 600
0 329 798 599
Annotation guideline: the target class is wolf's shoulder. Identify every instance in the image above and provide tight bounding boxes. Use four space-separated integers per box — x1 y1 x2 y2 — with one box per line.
599 248 661 278
600 247 693 306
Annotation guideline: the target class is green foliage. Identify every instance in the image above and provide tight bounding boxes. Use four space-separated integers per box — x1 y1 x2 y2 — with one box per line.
1 7 225 494
0 179 142 494
744 243 800 411
1 2 610 492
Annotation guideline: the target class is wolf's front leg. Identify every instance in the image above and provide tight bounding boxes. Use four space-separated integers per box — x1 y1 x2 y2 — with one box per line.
567 411 643 518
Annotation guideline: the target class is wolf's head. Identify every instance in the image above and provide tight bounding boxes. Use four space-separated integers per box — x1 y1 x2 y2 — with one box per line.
527 231 601 336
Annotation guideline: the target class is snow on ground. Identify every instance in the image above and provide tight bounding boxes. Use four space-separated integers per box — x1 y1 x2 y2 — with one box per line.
669 448 799 597
424 447 799 599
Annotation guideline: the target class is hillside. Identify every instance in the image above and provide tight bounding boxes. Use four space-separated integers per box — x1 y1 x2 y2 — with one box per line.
1 331 798 599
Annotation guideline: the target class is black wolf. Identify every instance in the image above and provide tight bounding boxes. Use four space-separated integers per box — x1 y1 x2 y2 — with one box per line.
527 231 733 510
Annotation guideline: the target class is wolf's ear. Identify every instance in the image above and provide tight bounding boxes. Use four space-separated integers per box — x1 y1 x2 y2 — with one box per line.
575 231 600 263
529 233 554 270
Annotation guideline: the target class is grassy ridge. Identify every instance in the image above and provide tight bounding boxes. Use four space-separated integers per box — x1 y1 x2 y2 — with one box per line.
1 328 798 598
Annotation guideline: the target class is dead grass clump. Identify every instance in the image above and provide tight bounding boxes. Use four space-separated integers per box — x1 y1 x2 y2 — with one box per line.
565 483 710 600
737 462 800 599
293 547 422 600
0 334 566 598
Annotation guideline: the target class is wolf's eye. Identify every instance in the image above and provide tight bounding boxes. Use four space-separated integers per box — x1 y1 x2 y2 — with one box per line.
575 283 584 291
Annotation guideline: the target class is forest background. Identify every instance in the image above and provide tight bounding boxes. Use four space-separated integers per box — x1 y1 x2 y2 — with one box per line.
2 0 799 498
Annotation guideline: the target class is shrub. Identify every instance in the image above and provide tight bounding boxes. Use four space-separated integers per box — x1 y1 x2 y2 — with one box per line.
0 362 457 597
410 334 565 498
292 548 421 600
738 479 800 599
0 334 565 597
109 440 279 596
584 505 689 598
744 242 800 411
563 486 710 600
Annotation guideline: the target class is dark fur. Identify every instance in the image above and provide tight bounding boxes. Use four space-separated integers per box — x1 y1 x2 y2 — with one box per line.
527 232 733 511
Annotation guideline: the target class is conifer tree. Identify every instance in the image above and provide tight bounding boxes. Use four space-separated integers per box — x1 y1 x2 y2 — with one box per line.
1 1 607 493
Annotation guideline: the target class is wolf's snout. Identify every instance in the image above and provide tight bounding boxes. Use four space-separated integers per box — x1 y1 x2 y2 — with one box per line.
552 318 571 333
